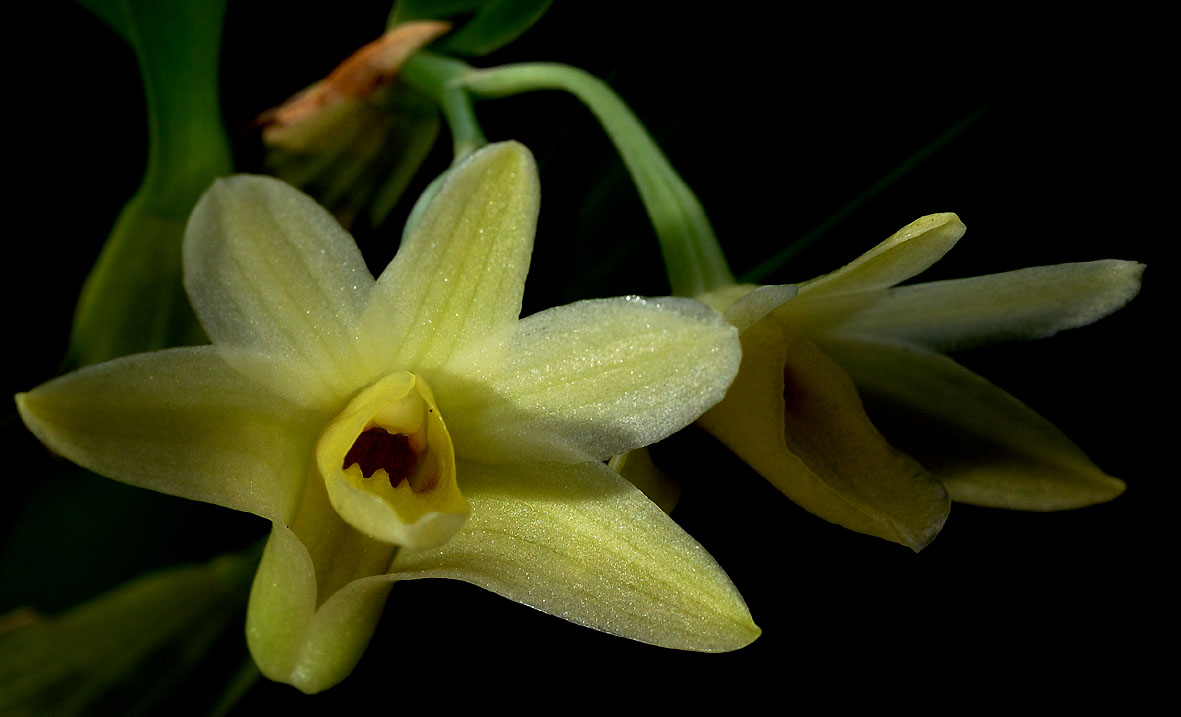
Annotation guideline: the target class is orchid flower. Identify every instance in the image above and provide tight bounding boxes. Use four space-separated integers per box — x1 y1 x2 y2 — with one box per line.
448 62 1145 552
15 141 757 693
698 213 1143 550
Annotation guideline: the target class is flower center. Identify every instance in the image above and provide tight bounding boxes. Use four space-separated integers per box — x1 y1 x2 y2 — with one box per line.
343 428 419 488
317 371 468 547
339 386 437 493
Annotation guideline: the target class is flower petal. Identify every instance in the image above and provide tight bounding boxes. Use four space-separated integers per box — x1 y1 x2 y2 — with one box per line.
183 175 375 407
798 213 965 296
818 338 1126 509
15 347 315 522
438 296 740 463
609 447 680 513
359 141 539 376
793 260 1144 352
246 521 394 694
697 318 949 550
699 283 798 332
391 459 760 652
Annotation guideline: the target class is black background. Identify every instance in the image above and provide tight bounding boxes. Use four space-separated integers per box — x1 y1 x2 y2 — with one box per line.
5 1 1168 710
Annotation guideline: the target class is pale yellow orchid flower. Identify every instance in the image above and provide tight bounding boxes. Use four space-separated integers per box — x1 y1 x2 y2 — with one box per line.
699 213 1143 551
15 142 757 693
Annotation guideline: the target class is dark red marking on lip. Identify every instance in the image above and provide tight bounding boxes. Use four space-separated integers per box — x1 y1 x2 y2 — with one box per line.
344 427 418 488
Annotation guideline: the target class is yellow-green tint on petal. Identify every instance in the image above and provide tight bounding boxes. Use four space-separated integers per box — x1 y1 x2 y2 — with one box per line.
183 175 375 408
819 338 1125 509
440 296 740 464
14 347 314 522
798 213 965 297
697 318 948 550
247 521 393 694
392 460 759 652
360 141 540 376
699 283 798 332
609 447 680 513
317 372 466 547
795 260 1145 352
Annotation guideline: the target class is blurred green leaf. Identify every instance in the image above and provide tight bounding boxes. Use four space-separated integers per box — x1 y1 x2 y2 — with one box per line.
67 0 232 367
0 550 256 717
75 0 132 40
390 0 552 56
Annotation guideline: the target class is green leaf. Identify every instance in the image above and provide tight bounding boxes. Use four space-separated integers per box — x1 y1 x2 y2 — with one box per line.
390 0 553 56
67 0 232 368
0 550 256 717
75 0 132 41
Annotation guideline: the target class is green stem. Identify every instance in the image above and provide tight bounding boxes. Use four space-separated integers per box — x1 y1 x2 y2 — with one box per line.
459 62 734 297
401 52 487 161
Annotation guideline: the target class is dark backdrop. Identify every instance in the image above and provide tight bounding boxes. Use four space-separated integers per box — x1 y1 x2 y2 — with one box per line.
5 2 1167 710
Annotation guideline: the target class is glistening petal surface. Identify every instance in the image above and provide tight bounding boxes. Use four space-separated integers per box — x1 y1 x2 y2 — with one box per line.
792 260 1144 352
696 318 948 550
391 460 760 652
359 141 539 376
247 522 393 695
798 213 965 297
15 347 315 521
819 337 1125 509
438 296 741 463
183 175 375 406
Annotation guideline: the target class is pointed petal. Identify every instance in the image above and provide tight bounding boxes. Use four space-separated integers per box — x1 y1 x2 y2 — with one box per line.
246 522 394 694
698 283 798 332
697 318 949 550
359 141 539 375
392 460 760 652
798 213 965 297
819 338 1126 509
15 347 315 522
794 260 1144 352
439 296 740 463
183 175 374 406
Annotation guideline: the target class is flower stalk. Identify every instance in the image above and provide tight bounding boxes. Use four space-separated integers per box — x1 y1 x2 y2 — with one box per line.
400 51 487 160
455 61 734 296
